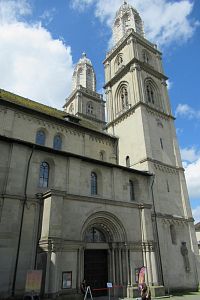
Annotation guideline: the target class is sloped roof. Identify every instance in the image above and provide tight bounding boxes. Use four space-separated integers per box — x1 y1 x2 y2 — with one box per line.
0 88 115 138
0 88 69 120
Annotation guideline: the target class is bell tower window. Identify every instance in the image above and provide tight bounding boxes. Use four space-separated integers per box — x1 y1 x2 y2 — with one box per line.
143 50 151 64
87 102 94 114
145 79 160 107
121 86 128 109
146 84 154 104
115 53 123 73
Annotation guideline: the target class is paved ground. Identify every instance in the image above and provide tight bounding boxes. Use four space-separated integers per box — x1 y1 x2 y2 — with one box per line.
92 291 200 300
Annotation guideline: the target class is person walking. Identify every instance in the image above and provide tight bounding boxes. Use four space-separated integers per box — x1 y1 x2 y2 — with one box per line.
81 279 87 297
141 283 151 300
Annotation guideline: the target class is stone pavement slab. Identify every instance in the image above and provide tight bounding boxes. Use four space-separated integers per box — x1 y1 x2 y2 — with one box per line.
92 291 200 300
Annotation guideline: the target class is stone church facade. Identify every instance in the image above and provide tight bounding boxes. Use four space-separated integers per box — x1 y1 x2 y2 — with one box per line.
0 2 199 299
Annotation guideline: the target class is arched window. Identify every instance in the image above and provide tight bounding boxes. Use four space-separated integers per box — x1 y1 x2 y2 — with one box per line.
115 53 123 72
126 156 130 167
146 83 154 104
77 67 83 86
91 172 97 195
85 227 106 243
145 79 159 106
39 162 49 188
129 180 135 201
135 16 143 36
170 224 177 245
142 50 150 64
53 135 62 150
114 18 120 27
120 86 128 109
87 102 94 114
36 130 46 146
123 13 130 27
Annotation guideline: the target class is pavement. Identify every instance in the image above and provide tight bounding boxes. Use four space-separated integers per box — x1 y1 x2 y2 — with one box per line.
92 291 200 300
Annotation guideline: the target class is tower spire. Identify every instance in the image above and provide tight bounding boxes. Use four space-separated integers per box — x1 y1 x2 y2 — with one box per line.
72 53 96 92
113 1 144 44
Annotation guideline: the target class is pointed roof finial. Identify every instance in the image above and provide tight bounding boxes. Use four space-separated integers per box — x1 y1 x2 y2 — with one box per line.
82 52 86 58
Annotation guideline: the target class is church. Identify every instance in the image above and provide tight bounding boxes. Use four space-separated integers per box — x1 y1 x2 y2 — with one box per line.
0 1 199 299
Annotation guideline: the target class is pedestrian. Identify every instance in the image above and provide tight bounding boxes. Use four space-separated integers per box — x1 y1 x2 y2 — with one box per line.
141 282 151 300
80 279 87 295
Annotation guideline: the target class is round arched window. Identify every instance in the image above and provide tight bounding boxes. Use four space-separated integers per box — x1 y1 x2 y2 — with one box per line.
85 227 106 243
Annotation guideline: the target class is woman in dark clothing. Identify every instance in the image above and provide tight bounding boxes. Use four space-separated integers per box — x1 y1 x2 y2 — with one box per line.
81 279 87 295
141 283 151 300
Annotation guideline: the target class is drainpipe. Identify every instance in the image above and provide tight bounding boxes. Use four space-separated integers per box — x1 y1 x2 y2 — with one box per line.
11 145 35 297
150 174 164 286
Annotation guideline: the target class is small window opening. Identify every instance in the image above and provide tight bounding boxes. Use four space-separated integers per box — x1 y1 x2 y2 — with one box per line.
129 180 135 201
126 156 130 167
170 224 177 245
160 138 163 149
39 162 49 188
91 172 97 195
167 180 170 192
87 102 94 114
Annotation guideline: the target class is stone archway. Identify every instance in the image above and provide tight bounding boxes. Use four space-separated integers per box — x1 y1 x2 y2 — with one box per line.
81 211 127 243
81 212 128 297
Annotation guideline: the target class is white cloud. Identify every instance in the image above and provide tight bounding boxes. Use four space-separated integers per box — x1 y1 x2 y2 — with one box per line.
181 147 200 201
71 0 199 46
184 157 200 200
181 147 200 162
0 0 74 109
175 104 200 119
0 0 31 24
192 206 200 224
71 0 94 11
166 79 172 90
40 8 57 26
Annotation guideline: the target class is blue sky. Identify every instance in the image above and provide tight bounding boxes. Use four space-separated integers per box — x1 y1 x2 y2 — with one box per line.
0 0 199 221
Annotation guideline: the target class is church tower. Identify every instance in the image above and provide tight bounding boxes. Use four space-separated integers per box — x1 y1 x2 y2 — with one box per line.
64 53 105 130
104 1 199 290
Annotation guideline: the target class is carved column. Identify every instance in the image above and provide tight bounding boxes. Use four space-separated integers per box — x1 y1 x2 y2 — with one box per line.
112 247 116 284
140 205 159 286
118 245 123 285
130 63 144 104
151 249 159 284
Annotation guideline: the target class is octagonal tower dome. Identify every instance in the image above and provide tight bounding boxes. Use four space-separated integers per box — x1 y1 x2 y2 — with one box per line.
113 1 144 44
72 52 96 92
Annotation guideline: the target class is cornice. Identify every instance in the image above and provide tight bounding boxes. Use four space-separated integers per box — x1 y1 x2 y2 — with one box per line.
138 157 184 173
153 213 194 224
104 58 167 89
0 135 151 177
106 101 174 128
38 238 155 252
77 112 106 125
145 105 175 120
43 189 152 209
65 86 104 107
0 101 117 142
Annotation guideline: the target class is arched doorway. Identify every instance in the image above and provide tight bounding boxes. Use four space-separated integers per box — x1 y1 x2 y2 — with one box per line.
81 212 127 297
84 227 108 296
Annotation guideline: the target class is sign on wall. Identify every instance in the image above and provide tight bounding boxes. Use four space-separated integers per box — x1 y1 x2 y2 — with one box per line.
62 271 72 289
25 270 42 293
